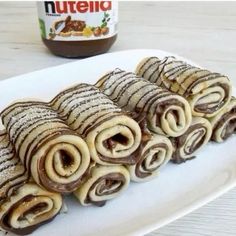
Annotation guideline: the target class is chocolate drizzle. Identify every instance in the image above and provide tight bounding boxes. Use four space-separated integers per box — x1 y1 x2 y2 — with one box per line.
96 69 192 137
136 56 232 117
1 101 90 193
51 83 142 165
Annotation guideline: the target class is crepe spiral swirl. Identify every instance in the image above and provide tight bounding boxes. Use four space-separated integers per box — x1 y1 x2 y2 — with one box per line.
74 164 130 206
50 83 142 166
1 101 90 193
128 134 172 182
0 183 62 235
210 97 236 142
171 117 212 163
96 69 192 137
136 56 232 117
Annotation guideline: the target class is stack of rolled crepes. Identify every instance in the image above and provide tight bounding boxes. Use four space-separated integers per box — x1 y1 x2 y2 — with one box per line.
50 84 141 204
136 56 232 117
0 131 62 235
95 69 213 164
96 69 192 137
135 56 235 158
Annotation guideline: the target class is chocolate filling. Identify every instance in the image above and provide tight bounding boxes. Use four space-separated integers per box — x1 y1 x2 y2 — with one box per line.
171 124 206 164
212 107 236 141
135 143 168 178
0 195 57 235
85 173 126 207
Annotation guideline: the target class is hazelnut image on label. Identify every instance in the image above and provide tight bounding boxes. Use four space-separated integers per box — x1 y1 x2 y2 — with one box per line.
101 27 109 35
93 27 102 37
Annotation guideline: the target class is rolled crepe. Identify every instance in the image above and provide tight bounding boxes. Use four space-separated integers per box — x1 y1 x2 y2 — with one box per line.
50 83 142 166
210 97 236 142
96 69 192 137
128 134 172 182
0 183 62 235
74 164 130 206
1 101 90 193
171 117 212 164
0 131 28 202
136 56 232 117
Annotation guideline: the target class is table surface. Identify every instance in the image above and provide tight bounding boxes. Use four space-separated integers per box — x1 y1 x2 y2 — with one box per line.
1 2 236 236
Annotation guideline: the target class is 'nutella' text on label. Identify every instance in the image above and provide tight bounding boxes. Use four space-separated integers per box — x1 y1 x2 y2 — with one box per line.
37 1 118 41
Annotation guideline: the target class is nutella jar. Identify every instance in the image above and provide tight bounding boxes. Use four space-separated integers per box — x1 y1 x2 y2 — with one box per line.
37 1 118 58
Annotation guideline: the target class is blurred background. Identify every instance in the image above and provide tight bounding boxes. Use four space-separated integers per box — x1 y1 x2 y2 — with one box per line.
0 2 236 85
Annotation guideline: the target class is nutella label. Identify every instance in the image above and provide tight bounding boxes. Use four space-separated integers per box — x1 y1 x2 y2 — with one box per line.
37 1 118 41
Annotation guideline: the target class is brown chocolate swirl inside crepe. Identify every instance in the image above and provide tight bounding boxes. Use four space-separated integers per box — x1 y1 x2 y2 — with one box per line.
136 56 232 118
210 97 236 142
1 101 90 193
171 117 212 164
74 164 130 206
128 134 172 182
0 183 62 235
96 69 192 137
50 84 142 166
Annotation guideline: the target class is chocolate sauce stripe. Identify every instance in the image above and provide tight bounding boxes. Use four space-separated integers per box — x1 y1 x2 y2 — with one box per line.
0 159 21 173
3 106 57 131
121 84 156 109
14 118 66 155
144 93 176 115
0 152 15 165
0 173 28 202
109 72 142 95
69 102 117 127
50 83 88 104
80 108 121 135
107 74 139 99
140 57 160 77
7 111 60 142
96 69 125 88
83 112 123 137
138 57 158 75
102 72 135 95
1 101 49 121
185 73 227 95
163 66 205 90
0 169 27 192
55 91 101 114
163 63 189 79
146 63 162 82
109 77 141 103
98 70 129 92
62 96 114 122
0 140 12 152
52 85 94 107
112 80 144 104
156 57 174 82
24 127 71 171
135 87 162 110
164 65 194 84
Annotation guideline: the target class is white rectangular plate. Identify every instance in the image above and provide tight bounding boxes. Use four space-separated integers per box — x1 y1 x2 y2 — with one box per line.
0 49 236 236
